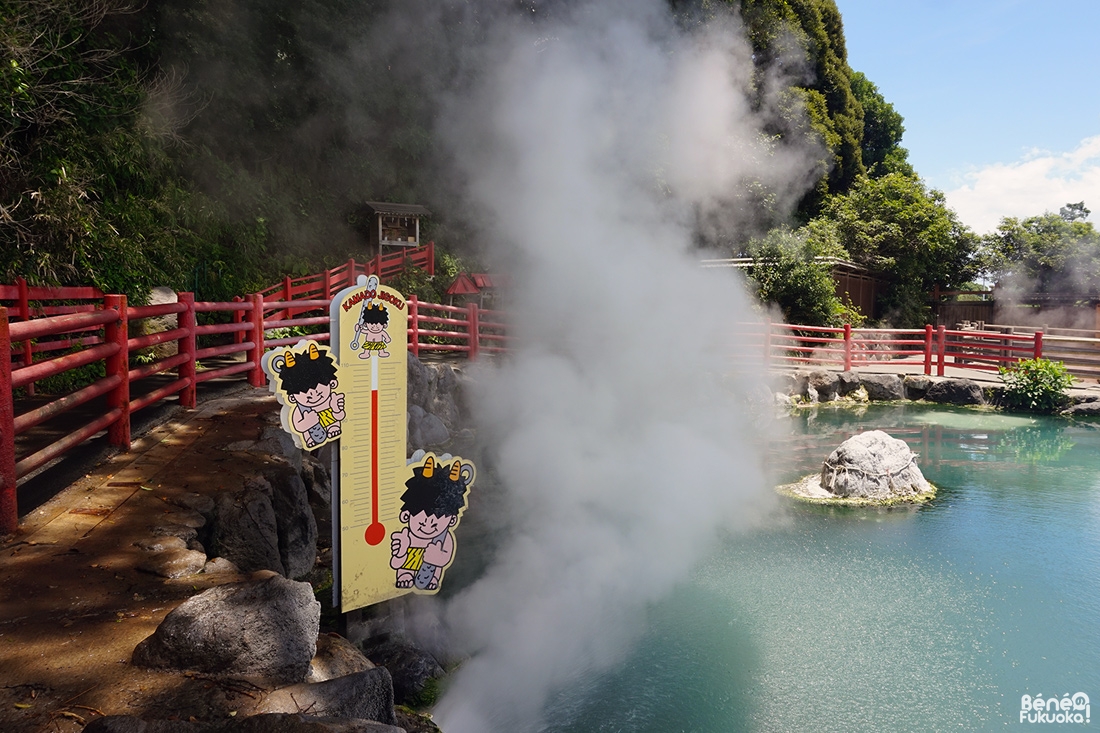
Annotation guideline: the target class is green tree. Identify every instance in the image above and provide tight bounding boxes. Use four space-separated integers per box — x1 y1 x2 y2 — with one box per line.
978 204 1100 294
743 226 853 326
0 0 272 300
737 0 865 218
821 173 979 326
849 71 912 177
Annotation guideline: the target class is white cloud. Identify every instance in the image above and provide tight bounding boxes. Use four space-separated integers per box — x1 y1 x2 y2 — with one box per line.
943 134 1100 234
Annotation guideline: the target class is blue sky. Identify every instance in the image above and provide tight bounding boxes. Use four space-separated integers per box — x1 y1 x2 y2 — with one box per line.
835 0 1100 233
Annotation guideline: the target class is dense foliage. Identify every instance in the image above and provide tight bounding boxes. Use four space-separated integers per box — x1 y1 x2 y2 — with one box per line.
819 173 979 327
0 0 272 300
999 358 1074 414
2 0 970 327
978 203 1100 295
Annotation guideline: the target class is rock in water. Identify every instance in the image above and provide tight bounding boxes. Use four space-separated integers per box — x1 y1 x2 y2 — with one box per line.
821 430 930 500
778 430 935 505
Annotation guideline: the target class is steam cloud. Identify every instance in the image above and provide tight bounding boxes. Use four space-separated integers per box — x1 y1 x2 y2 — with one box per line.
418 1 824 730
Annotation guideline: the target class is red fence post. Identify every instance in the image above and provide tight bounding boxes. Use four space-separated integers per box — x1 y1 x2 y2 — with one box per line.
232 296 244 345
374 252 383 279
936 325 947 377
408 296 420 358
924 324 934 375
282 275 292 320
104 294 131 449
763 320 772 368
0 307 16 534
843 323 852 371
1034 331 1044 361
178 292 197 409
426 241 435 278
249 293 266 387
323 268 332 299
467 302 480 361
347 258 357 287
16 277 33 397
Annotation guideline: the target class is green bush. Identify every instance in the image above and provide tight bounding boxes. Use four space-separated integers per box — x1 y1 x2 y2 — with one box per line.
998 358 1074 413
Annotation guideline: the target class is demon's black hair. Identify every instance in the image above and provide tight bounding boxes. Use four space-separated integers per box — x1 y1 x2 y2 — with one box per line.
400 460 470 518
359 301 389 326
275 349 338 395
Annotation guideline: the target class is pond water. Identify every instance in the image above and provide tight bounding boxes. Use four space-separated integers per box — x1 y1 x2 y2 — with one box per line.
541 404 1100 732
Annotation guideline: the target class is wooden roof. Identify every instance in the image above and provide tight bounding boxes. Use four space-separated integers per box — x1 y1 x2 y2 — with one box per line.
363 202 432 217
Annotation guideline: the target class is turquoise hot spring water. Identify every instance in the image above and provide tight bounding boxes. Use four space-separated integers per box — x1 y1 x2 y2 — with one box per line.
539 403 1100 732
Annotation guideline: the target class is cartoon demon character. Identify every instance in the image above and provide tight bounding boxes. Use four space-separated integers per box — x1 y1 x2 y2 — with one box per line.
390 455 473 591
268 342 345 448
352 300 391 358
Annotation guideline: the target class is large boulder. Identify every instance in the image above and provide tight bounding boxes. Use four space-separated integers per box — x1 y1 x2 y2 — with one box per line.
256 668 398 725
407 353 432 411
1062 401 1100 416
836 371 861 397
211 484 285 575
807 370 839 402
820 431 931 500
361 636 445 707
407 406 449 450
778 430 935 505
265 464 319 579
858 373 904 401
132 574 321 683
925 378 985 405
309 634 375 683
903 375 933 401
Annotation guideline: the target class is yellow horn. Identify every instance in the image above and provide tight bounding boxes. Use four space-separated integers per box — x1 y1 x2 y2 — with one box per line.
422 456 435 478
308 342 320 360
449 461 461 481
284 351 296 368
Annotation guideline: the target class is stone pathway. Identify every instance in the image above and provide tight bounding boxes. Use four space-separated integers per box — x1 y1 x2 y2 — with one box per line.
0 389 288 732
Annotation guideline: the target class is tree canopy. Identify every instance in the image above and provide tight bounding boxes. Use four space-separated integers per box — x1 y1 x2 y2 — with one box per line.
979 202 1100 295
849 71 912 178
817 173 979 326
1 0 969 325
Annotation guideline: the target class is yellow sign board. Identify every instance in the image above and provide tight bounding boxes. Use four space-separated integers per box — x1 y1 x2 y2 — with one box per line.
331 275 409 611
265 275 474 613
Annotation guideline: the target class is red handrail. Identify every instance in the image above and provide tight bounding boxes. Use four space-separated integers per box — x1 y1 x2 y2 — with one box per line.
13 256 1078 535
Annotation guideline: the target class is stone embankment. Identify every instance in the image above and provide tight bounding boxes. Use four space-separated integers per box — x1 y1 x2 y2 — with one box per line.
774 368 1100 414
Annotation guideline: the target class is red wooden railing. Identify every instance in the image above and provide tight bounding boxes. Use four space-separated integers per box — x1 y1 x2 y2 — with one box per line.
747 323 1043 376
1 250 1069 535
0 248 507 533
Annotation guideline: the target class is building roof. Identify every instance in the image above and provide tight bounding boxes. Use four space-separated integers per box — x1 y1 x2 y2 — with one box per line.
445 272 505 296
363 202 432 217
446 272 480 296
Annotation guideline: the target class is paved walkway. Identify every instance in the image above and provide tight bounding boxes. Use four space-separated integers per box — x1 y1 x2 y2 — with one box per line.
0 387 287 731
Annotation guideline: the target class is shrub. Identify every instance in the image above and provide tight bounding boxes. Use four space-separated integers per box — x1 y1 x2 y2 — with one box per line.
998 358 1074 413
